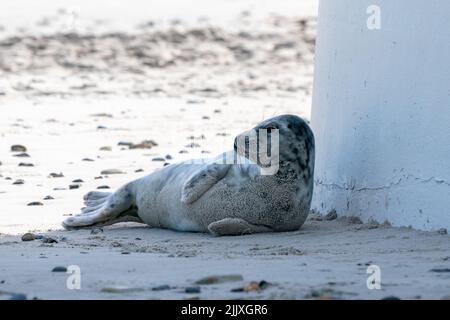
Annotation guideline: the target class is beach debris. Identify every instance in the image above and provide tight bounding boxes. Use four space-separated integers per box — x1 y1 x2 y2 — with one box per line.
90 113 113 118
325 209 337 221
129 140 158 150
52 266 67 272
49 172 64 178
90 228 103 235
18 162 34 167
21 233 36 241
27 201 43 206
100 286 144 293
185 287 201 294
195 274 243 285
9 293 27 300
381 296 401 300
42 237 58 244
185 143 201 148
231 280 270 293
152 285 171 291
101 169 125 175
11 145 27 152
13 152 30 158
430 268 450 273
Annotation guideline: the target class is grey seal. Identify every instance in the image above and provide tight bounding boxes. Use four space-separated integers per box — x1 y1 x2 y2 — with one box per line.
63 114 315 236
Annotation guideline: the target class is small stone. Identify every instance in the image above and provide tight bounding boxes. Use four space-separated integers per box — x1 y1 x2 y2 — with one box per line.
152 285 171 291
21 233 36 241
72 179 84 183
118 141 133 147
129 140 158 149
43 195 54 200
49 172 64 178
82 158 95 162
185 143 201 148
11 145 27 152
430 268 450 273
165 154 173 160
9 293 27 300
348 216 363 224
69 184 80 190
13 152 30 158
232 281 270 293
152 157 165 162
90 228 103 235
90 113 113 118
100 146 112 151
43 237 58 244
135 169 144 173
381 296 401 300
325 209 337 221
97 125 107 130
437 228 448 235
202 116 210 120
27 201 43 206
214 109 221 113
195 274 243 285
19 162 34 167
13 179 25 185
185 287 201 294
101 169 125 175
97 185 110 189
52 266 67 272
179 150 188 154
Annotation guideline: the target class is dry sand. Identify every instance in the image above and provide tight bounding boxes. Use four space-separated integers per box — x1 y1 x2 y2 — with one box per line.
1 4 450 300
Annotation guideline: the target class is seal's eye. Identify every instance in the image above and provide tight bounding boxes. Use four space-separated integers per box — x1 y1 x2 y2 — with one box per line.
287 124 293 129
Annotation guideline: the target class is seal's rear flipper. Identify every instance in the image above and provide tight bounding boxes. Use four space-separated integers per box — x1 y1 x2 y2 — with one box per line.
207 218 272 236
63 184 139 229
181 163 231 204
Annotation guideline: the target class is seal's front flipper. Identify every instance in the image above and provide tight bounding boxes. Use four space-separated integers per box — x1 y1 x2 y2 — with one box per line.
181 163 231 205
207 218 272 236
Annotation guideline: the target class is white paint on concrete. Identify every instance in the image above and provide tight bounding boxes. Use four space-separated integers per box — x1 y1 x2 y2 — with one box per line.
311 0 450 231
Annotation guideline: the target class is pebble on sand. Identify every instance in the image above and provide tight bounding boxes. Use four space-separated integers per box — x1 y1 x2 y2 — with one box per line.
69 184 80 190
195 274 243 285
49 172 64 178
152 157 165 162
43 196 54 200
13 152 30 158
27 201 43 206
101 169 125 175
97 185 110 189
325 209 337 221
13 179 25 185
18 162 34 167
185 287 201 294
51 266 67 272
21 233 36 241
100 146 112 151
11 145 27 152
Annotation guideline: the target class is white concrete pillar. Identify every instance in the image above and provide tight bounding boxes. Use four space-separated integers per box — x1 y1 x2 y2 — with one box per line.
311 0 450 230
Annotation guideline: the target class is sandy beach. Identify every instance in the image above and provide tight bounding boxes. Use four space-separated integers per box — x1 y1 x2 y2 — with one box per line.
1 0 450 300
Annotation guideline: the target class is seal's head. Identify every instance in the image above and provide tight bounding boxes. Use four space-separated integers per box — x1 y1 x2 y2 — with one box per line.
234 114 314 179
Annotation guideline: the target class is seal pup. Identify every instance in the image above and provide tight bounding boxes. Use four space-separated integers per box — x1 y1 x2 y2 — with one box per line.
63 114 315 236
